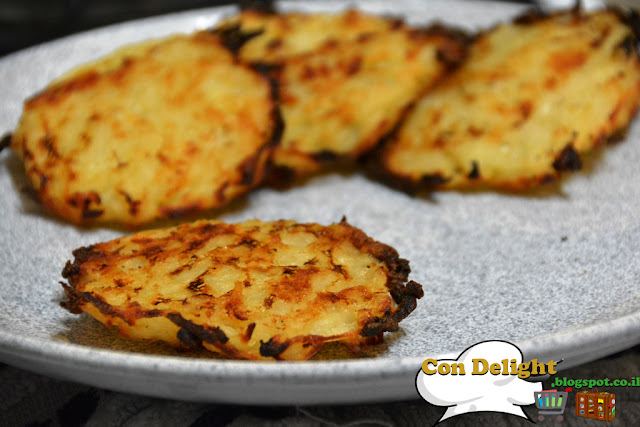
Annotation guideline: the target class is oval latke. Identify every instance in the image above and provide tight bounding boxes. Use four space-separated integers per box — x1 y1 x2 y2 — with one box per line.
11 32 282 226
376 9 640 191
60 219 423 360
270 26 468 174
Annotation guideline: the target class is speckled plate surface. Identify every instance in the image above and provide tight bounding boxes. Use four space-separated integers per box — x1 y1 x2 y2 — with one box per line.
1 0 640 405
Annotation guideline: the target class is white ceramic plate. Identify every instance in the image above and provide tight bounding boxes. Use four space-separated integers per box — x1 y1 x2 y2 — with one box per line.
1 0 639 405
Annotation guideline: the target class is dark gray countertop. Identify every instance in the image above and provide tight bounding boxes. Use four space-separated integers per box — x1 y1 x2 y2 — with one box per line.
3 344 638 426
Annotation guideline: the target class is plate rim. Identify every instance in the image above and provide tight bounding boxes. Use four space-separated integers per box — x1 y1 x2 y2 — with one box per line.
1 310 639 378
1 0 639 403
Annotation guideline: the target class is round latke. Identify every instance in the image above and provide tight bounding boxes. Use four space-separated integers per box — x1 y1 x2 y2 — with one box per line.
11 32 282 226
60 219 423 360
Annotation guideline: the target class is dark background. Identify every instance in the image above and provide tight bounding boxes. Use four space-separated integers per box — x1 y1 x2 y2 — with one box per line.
0 0 533 58
0 0 232 57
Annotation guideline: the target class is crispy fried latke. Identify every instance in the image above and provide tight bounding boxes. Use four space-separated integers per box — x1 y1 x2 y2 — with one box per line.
11 32 282 226
270 26 468 174
214 9 469 175
60 218 423 360
375 8 640 191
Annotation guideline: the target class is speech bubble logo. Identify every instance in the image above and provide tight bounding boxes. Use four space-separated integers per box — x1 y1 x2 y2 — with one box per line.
416 341 543 423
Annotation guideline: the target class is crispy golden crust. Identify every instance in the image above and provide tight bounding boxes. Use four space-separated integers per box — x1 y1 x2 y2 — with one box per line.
375 8 640 191
11 32 282 226
60 219 423 360
269 26 469 175
215 9 402 63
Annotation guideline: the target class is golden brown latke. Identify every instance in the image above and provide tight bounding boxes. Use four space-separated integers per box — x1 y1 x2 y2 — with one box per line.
375 8 640 191
270 26 468 174
214 9 468 175
60 219 423 360
214 8 400 63
11 32 282 226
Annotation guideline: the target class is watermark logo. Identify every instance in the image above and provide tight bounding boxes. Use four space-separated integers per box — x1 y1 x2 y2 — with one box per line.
415 341 556 422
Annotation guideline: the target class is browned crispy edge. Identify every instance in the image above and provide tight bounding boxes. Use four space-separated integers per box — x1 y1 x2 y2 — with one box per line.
11 33 283 226
256 217 424 358
366 7 640 194
60 219 424 360
333 218 424 338
0 133 11 152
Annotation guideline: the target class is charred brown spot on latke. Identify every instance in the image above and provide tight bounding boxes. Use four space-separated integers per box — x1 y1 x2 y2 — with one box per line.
346 56 362 75
468 161 480 180
176 327 204 350
266 38 283 51
187 274 206 292
118 190 141 216
0 133 11 152
311 150 340 163
40 134 59 159
82 209 104 219
420 173 449 191
259 337 290 358
66 191 101 212
168 313 229 347
361 281 423 337
210 23 264 55
553 144 582 171
243 322 256 342
607 126 628 143
612 7 640 39
59 282 83 314
617 35 636 56
159 204 203 219
64 288 163 326
417 24 471 68
61 245 101 280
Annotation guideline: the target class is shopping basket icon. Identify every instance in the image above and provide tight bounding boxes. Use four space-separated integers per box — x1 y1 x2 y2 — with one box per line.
535 389 568 415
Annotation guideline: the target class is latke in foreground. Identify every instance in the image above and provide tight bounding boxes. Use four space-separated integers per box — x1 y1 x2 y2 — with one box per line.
60 219 423 360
